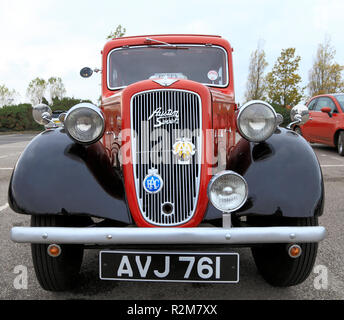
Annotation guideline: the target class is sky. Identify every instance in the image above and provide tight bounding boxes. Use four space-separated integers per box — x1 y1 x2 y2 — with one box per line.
1 0 344 105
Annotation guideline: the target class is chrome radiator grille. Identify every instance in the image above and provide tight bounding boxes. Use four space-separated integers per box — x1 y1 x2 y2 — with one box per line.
131 89 202 226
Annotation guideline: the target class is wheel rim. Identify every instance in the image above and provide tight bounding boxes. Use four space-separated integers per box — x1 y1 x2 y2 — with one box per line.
339 138 343 153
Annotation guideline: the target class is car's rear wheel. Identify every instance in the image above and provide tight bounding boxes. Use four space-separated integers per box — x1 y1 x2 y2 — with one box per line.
251 217 318 287
337 131 344 156
31 215 84 291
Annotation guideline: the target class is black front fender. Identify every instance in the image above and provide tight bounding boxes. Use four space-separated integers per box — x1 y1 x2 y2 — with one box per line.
8 129 132 224
204 128 324 222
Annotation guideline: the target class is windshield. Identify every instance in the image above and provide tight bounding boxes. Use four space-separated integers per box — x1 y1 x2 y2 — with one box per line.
335 95 344 111
107 45 228 89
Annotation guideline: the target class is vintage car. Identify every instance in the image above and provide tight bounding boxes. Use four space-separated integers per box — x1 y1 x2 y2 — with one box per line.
293 93 344 155
9 35 326 291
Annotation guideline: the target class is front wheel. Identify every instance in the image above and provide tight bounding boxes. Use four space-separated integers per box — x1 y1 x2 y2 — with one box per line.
337 131 344 156
31 215 84 291
251 217 318 287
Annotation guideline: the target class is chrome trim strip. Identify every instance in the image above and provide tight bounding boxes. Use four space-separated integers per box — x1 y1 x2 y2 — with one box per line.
11 226 327 244
130 89 202 226
107 44 230 90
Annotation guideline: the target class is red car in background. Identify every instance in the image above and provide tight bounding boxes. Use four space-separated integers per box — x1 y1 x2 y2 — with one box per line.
295 94 344 155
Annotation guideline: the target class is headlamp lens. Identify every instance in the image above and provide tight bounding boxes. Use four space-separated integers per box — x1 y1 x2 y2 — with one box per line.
237 101 277 142
65 103 104 144
208 171 248 212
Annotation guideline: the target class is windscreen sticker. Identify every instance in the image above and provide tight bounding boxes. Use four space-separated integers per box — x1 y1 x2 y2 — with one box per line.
207 70 218 81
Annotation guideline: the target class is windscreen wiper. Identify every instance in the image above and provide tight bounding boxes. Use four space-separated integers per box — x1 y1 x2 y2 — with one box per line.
145 38 188 49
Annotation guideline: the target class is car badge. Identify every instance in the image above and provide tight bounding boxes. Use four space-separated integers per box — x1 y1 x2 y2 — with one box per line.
152 78 179 87
143 168 163 194
172 138 196 163
148 107 179 128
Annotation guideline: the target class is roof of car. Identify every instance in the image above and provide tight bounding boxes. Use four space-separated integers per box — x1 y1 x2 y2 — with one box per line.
311 93 344 98
110 34 222 40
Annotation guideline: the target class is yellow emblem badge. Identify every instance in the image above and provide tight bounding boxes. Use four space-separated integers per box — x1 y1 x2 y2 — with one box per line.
172 138 196 162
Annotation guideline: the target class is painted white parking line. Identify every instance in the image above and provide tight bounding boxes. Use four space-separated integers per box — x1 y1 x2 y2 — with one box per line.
321 165 344 167
0 168 13 170
0 152 21 159
0 203 9 212
330 156 342 161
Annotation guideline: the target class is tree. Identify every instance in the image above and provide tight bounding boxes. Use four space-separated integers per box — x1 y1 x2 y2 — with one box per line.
107 24 126 39
266 48 304 108
26 78 47 105
308 37 344 96
244 43 268 102
50 97 92 112
0 84 17 108
48 77 66 101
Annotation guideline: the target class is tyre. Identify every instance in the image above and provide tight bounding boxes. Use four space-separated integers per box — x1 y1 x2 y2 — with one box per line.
337 131 344 156
251 217 318 287
31 215 84 291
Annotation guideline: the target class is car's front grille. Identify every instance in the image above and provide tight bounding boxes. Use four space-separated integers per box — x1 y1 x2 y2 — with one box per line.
131 89 202 226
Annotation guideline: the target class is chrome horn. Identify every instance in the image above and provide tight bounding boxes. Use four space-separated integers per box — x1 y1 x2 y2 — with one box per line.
32 104 55 127
287 104 309 130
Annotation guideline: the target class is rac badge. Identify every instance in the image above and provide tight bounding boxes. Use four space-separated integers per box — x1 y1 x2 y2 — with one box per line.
143 169 163 194
172 138 196 163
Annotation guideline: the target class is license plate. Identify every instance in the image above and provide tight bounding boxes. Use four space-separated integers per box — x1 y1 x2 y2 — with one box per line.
99 251 239 283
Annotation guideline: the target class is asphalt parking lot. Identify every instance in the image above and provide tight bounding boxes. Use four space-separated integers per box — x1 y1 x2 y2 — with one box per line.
0 133 343 300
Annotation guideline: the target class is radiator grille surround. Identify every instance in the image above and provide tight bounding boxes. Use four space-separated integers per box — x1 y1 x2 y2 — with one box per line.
130 89 202 226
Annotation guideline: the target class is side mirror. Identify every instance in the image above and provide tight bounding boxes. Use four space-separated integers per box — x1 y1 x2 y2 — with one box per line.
287 104 309 130
321 107 332 117
80 67 101 78
80 67 93 78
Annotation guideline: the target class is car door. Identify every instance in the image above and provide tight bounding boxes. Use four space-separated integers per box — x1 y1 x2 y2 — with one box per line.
312 97 339 145
301 98 318 141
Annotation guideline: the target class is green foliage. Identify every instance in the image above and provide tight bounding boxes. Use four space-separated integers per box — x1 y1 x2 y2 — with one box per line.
48 77 66 100
107 24 126 39
26 77 47 105
0 84 17 107
271 103 291 128
50 97 92 112
0 104 43 132
308 37 344 97
244 44 268 102
26 77 67 105
266 48 304 108
0 97 92 132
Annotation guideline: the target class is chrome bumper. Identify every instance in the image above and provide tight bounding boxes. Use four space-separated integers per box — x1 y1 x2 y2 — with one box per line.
11 226 326 245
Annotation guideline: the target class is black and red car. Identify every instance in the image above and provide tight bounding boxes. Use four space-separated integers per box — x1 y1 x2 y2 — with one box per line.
9 35 326 291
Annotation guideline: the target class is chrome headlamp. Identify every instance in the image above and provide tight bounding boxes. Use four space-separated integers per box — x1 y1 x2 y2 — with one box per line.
32 104 53 126
64 103 105 144
208 171 248 213
237 100 277 142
